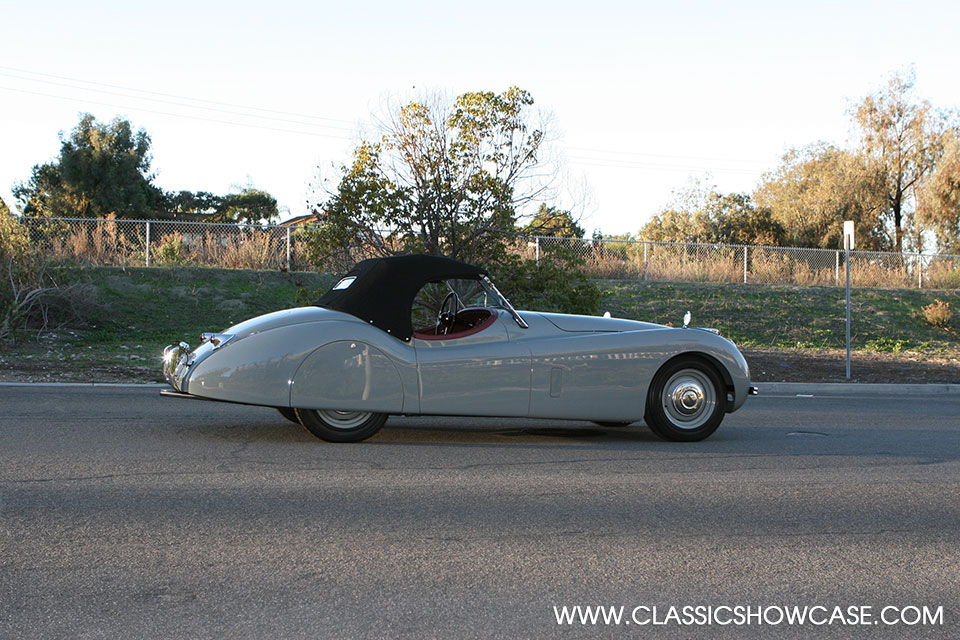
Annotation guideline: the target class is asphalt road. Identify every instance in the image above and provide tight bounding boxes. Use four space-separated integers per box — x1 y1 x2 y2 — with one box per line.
1 386 959 639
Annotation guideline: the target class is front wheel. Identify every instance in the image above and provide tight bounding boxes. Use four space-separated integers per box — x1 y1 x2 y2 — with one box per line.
293 409 387 443
644 357 726 442
277 407 301 425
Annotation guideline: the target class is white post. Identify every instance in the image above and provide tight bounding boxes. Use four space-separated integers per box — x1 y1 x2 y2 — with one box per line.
742 246 748 283
286 227 291 272
535 237 540 267
835 250 840 286
845 246 851 380
643 243 648 281
843 221 855 380
145 221 151 267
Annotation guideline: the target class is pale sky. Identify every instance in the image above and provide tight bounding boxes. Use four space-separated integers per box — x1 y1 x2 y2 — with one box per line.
2 0 958 235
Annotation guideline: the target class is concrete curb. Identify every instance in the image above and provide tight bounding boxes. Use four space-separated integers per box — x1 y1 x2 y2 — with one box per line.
0 382 167 389
756 382 960 396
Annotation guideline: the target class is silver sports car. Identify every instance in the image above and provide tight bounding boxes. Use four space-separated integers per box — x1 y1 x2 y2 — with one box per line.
162 255 756 442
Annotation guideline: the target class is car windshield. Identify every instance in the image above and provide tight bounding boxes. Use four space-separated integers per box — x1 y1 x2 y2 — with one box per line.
480 276 527 328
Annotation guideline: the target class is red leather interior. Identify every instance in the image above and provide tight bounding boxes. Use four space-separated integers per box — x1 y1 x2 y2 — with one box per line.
413 308 498 341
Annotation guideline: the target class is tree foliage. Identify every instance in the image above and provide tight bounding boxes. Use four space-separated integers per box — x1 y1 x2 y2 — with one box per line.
13 113 278 224
522 203 585 238
851 69 947 252
306 87 552 266
14 113 162 219
918 130 960 252
1 209 30 265
754 143 888 250
164 187 278 223
640 187 785 246
300 88 599 314
491 252 601 315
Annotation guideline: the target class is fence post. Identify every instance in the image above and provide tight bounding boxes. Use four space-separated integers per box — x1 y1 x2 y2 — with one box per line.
286 227 291 272
145 221 151 267
643 242 648 281
742 246 748 283
535 237 540 267
835 250 839 286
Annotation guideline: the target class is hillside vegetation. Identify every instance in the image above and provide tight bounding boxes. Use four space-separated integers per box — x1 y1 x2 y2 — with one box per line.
0 267 957 383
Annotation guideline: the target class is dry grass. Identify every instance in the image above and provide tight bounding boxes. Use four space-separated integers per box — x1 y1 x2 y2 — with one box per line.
41 217 143 267
19 218 960 291
181 231 284 270
922 299 953 328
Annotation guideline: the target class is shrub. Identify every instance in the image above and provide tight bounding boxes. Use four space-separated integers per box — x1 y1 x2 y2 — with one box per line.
491 252 602 316
154 233 188 266
922 299 953 328
1 213 32 264
1 214 96 342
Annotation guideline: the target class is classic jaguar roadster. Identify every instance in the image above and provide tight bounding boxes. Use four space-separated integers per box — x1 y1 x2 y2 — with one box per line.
162 255 755 442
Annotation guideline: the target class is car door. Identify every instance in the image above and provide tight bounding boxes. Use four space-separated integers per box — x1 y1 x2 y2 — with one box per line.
414 312 531 417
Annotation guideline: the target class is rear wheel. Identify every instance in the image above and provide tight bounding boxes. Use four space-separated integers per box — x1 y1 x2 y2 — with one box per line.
294 408 387 443
644 357 726 442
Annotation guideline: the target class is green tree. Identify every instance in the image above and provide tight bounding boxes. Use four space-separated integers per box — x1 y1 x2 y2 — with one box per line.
640 189 785 246
217 188 278 224
852 69 946 253
702 193 785 246
638 208 698 243
14 113 162 218
522 203 585 238
163 187 278 223
754 143 888 250
163 190 222 217
301 88 599 315
305 87 550 265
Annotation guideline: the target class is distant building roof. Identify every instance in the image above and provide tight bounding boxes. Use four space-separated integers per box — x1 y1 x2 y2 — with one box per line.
278 214 321 227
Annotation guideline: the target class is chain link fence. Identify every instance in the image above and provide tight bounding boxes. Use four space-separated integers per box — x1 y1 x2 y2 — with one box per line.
14 216 960 289
521 235 960 289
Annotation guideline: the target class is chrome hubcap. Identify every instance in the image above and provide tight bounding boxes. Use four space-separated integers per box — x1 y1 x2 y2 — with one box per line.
662 369 716 429
317 410 372 430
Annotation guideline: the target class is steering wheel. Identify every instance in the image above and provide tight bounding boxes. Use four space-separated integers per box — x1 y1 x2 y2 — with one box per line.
436 291 463 335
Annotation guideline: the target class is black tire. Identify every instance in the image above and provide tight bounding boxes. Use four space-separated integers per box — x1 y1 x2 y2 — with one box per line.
277 407 301 425
592 421 634 427
293 408 388 443
644 356 727 442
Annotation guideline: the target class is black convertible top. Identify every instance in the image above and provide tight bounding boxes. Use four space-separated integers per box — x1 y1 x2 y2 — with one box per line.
315 254 487 341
